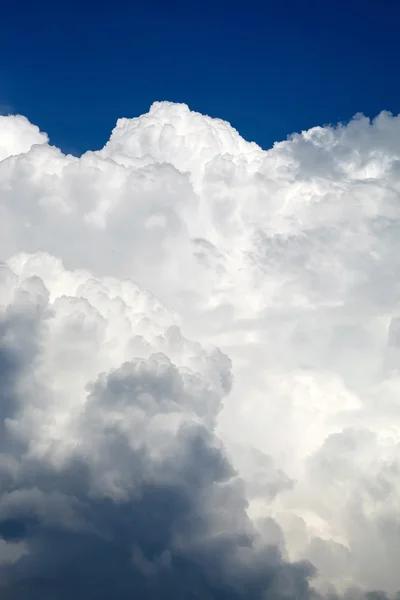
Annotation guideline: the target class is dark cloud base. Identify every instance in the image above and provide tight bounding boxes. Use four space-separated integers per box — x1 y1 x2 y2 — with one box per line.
0 300 316 600
0 303 395 600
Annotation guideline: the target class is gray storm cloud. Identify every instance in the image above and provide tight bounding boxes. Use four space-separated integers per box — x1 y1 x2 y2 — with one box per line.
1 102 400 598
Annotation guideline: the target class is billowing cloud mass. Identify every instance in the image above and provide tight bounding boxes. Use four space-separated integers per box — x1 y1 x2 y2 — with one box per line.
1 101 400 598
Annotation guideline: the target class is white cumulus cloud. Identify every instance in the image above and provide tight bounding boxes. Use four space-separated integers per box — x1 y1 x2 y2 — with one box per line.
1 101 400 599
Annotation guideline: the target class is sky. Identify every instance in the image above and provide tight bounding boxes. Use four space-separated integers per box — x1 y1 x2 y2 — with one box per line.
2 2 400 600
1 0 399 154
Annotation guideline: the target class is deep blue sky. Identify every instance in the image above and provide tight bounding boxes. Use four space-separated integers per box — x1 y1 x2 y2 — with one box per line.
1 0 399 155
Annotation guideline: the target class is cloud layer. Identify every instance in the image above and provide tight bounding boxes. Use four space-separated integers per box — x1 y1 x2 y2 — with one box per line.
1 101 400 598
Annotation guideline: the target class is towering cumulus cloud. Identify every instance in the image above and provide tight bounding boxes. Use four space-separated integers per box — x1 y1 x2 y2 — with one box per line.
1 102 400 599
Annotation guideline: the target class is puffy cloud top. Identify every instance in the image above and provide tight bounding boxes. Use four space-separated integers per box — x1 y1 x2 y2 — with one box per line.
1 101 400 599
0 115 48 162
99 101 262 175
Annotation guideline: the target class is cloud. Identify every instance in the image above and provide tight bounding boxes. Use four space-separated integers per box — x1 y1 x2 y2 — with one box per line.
0 256 318 599
0 115 48 162
1 102 400 597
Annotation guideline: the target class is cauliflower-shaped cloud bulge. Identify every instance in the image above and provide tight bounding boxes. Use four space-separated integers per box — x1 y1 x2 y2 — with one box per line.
0 115 48 162
1 101 400 599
